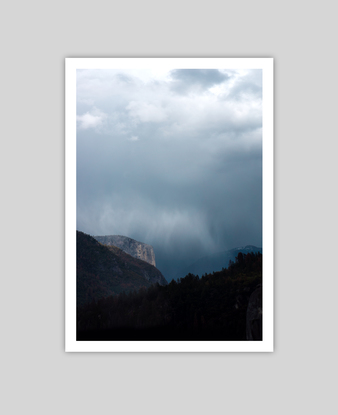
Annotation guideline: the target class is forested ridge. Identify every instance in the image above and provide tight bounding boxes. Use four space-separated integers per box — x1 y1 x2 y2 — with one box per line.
77 251 262 341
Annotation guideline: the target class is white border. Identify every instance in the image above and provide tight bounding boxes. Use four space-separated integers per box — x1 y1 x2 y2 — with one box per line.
65 58 274 352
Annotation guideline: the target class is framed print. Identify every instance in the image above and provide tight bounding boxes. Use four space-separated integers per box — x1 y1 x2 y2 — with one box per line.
65 58 274 352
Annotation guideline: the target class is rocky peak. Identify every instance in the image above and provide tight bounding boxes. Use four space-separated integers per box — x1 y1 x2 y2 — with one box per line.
94 235 156 267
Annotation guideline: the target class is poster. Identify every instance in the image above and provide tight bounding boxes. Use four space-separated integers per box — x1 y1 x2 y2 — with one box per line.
65 58 273 352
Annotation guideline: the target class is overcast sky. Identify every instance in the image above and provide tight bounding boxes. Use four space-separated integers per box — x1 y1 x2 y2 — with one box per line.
76 68 262 280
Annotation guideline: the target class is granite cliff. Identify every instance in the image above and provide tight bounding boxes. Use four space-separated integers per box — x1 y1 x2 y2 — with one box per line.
94 235 156 267
77 231 167 307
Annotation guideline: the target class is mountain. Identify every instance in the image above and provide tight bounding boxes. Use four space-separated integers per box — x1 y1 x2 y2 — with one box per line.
94 235 156 266
77 231 167 307
177 245 262 279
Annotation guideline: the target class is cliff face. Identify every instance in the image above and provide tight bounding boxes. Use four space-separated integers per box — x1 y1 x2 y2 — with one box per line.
94 235 156 267
77 231 167 307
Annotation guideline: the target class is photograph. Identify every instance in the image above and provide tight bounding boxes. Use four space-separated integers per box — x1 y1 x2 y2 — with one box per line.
65 58 273 352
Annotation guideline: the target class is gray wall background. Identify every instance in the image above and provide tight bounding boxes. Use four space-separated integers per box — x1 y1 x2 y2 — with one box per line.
1 1 336 414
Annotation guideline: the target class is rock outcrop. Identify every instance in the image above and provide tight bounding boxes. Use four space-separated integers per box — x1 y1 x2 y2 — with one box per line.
77 231 167 307
94 235 156 267
246 285 262 340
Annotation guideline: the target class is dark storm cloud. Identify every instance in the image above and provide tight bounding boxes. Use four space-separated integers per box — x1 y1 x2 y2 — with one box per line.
170 69 230 94
76 68 262 280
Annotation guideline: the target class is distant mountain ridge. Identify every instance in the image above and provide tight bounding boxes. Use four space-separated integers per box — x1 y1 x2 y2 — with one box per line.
177 245 262 279
94 235 156 266
77 231 167 306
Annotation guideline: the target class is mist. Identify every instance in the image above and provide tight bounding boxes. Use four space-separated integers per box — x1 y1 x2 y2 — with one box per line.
76 68 262 280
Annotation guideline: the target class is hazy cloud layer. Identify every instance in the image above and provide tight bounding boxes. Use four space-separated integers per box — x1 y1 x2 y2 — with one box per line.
76 68 262 280
170 69 231 94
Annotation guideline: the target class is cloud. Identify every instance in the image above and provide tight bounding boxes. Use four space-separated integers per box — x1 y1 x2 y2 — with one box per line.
170 69 230 94
77 107 107 130
128 135 139 141
126 101 167 123
76 68 263 280
225 69 262 101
